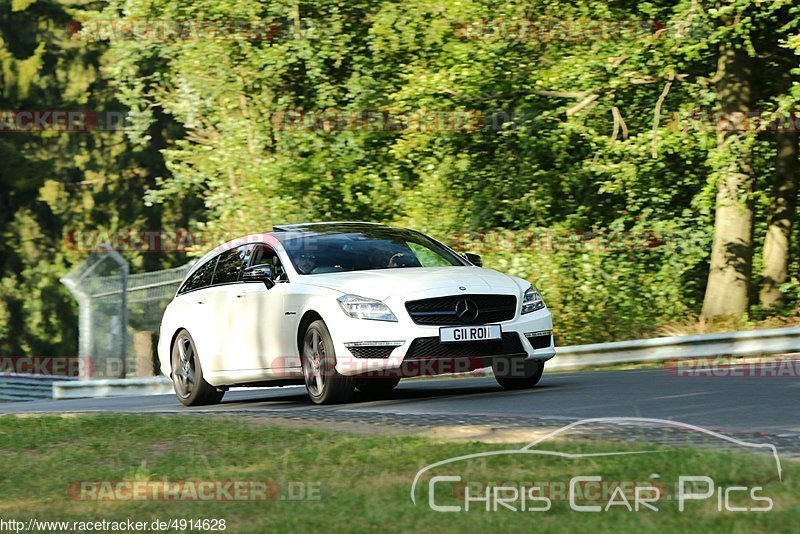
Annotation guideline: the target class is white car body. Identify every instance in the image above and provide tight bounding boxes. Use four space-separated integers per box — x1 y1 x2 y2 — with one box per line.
158 223 555 403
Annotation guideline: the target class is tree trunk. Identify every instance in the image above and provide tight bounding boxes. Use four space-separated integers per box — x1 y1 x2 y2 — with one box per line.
760 131 798 306
701 45 756 319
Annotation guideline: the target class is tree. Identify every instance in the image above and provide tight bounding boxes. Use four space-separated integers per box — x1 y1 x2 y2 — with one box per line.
700 43 756 319
758 25 800 308
760 131 798 307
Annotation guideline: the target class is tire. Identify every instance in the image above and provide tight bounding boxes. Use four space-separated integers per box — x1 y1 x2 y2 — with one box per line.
355 377 401 396
302 319 354 404
171 329 225 406
492 358 545 390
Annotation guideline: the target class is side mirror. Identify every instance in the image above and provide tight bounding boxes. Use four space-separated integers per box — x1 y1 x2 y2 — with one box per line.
463 253 482 267
242 264 275 288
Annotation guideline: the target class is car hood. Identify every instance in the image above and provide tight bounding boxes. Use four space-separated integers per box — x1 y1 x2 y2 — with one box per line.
296 267 524 301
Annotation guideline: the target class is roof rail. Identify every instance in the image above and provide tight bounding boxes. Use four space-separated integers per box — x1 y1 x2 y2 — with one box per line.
272 221 388 231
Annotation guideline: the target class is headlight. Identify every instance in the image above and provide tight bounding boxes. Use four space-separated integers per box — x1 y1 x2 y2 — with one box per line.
337 295 398 322
522 286 545 314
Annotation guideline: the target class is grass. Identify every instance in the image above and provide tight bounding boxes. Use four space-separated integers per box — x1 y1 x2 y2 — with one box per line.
0 414 797 533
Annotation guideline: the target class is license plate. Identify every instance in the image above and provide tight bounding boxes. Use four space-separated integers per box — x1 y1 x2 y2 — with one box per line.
439 325 502 343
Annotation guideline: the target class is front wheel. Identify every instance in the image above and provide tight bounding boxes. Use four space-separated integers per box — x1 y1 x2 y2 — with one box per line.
492 358 545 390
302 320 354 404
171 329 225 406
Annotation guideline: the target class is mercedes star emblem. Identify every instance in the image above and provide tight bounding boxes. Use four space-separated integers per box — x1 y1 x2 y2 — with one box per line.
454 299 479 323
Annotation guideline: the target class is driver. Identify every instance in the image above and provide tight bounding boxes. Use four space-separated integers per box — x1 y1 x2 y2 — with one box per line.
295 253 317 274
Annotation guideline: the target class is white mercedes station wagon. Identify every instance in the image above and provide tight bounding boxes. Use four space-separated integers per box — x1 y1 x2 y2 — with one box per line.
158 223 556 405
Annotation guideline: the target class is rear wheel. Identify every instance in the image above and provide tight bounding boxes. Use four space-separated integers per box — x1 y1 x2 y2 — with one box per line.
355 377 401 396
171 330 224 406
492 358 544 390
302 320 354 404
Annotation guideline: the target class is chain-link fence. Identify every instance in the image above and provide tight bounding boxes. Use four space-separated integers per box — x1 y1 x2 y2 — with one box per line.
61 246 193 378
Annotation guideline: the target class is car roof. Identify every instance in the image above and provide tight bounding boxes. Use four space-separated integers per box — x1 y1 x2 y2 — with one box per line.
272 221 389 232
186 222 398 277
271 222 420 243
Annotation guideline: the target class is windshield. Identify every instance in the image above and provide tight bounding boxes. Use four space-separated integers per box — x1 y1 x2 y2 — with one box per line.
276 227 466 275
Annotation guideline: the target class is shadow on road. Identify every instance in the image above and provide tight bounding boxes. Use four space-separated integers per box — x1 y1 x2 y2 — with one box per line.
206 378 563 409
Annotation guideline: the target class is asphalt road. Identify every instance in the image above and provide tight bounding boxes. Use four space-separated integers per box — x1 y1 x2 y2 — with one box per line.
1 366 798 437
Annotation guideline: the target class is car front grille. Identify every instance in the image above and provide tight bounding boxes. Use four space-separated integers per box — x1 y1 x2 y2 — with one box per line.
405 294 517 325
404 332 526 360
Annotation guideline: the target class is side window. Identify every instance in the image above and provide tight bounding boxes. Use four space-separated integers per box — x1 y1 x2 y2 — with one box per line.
180 257 218 294
212 247 247 285
251 244 287 281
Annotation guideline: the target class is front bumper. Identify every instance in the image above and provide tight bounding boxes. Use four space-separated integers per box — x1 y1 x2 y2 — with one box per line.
329 307 556 377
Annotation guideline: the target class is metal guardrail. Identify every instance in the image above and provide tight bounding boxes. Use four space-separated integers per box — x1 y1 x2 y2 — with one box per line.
0 374 77 401
53 376 172 400
547 326 800 371
1 326 798 401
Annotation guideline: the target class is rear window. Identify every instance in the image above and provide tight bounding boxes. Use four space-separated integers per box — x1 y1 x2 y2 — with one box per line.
179 257 217 294
212 248 246 285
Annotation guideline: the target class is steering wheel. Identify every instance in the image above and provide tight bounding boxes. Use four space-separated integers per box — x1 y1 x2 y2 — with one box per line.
388 253 415 268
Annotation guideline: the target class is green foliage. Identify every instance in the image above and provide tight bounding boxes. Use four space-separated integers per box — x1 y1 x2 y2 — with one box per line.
0 0 798 353
0 0 181 355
